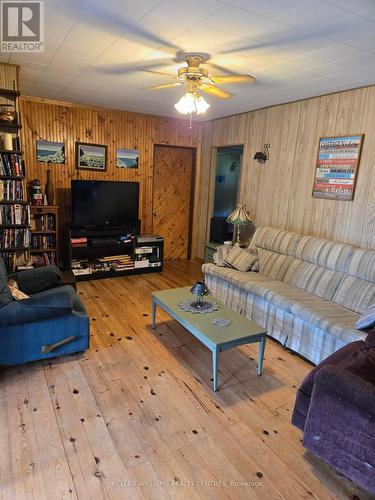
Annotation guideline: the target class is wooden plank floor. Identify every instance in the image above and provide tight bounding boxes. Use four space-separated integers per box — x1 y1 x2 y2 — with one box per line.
0 261 371 500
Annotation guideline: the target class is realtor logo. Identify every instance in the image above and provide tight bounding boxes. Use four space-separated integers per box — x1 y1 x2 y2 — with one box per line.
1 1 44 52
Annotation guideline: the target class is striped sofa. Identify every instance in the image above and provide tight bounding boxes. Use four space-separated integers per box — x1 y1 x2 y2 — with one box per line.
203 226 375 364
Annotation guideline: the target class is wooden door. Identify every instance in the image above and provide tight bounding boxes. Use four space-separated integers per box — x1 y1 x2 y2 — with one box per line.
152 145 195 260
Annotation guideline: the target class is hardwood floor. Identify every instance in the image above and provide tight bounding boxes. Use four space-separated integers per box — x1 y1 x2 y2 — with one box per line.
0 261 371 500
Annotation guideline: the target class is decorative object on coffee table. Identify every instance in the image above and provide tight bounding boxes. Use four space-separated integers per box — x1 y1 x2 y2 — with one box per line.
190 281 210 307
178 281 218 313
178 300 218 314
212 317 231 327
226 204 252 246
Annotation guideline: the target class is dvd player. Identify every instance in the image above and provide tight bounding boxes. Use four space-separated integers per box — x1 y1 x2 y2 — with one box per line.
136 234 163 244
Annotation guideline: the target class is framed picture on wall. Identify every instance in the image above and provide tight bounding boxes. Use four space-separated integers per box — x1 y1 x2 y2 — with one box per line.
36 140 65 164
312 134 364 201
116 148 139 168
76 142 107 171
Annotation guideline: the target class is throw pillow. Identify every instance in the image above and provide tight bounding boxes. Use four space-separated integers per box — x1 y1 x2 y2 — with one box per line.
355 303 375 330
8 279 29 300
214 245 232 267
224 245 258 272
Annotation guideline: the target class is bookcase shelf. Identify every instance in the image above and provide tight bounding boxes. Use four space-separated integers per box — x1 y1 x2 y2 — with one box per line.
0 150 22 155
30 206 59 267
30 248 57 253
0 175 24 181
0 88 20 98
0 246 29 252
0 84 31 272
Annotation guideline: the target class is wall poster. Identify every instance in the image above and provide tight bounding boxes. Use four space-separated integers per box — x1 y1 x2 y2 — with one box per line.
312 134 364 201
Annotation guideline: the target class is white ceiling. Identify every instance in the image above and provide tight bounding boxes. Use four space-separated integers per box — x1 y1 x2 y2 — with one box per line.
1 0 375 119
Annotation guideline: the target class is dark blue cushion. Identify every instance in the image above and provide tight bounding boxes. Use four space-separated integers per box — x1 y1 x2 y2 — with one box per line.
0 290 73 326
0 257 13 308
10 266 62 294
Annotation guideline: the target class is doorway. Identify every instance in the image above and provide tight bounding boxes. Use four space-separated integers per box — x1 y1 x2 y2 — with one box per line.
209 145 243 243
152 145 195 260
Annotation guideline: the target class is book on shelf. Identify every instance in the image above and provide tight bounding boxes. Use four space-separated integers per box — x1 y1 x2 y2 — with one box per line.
30 213 55 231
0 203 29 225
0 153 24 177
0 179 24 201
1 249 29 272
0 227 30 248
31 234 55 249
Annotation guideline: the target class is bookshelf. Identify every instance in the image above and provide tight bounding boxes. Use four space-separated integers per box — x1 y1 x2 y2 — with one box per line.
0 85 31 272
30 206 59 267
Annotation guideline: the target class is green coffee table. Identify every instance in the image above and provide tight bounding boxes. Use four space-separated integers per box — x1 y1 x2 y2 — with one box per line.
151 287 267 391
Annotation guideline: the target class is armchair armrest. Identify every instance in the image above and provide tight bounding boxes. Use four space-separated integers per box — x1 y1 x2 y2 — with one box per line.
0 290 73 327
314 365 375 417
9 266 62 294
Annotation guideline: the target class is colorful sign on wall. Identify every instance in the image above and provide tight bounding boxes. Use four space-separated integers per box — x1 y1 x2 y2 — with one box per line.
312 135 364 201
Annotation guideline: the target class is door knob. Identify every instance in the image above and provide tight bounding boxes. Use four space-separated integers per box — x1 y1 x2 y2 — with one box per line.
152 210 157 217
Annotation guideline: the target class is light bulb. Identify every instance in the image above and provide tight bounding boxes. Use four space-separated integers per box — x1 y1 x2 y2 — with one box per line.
195 95 210 114
174 93 196 114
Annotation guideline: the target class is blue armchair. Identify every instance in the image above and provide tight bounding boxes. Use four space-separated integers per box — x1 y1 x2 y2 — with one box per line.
0 258 89 365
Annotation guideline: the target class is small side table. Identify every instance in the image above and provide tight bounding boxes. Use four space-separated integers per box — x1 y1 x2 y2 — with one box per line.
204 241 220 263
61 270 77 290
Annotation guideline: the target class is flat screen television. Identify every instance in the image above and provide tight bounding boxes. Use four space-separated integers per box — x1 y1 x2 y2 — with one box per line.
71 180 139 227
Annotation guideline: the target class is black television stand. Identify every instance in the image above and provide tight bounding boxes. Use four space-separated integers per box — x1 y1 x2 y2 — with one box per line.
67 224 164 282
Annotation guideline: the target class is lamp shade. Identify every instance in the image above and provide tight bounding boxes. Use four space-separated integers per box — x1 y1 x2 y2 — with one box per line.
226 204 251 225
190 281 210 297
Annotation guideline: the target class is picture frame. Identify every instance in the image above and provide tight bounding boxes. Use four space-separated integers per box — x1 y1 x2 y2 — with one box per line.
75 142 107 171
36 140 65 164
116 148 139 169
312 134 364 201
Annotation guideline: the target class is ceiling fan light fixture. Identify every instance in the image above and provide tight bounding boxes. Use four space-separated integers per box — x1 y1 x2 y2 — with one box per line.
174 92 196 114
174 92 210 115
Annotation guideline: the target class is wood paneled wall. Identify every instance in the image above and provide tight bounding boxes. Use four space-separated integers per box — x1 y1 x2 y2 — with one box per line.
17 97 201 258
195 84 375 258
0 63 19 90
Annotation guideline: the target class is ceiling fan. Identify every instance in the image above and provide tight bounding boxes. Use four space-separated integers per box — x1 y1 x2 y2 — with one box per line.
145 53 256 116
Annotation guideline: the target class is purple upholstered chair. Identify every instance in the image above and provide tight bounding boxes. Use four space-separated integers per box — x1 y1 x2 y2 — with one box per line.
292 329 375 494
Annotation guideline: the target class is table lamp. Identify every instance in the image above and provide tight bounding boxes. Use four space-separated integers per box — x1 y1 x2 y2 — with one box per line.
226 204 252 246
190 281 210 308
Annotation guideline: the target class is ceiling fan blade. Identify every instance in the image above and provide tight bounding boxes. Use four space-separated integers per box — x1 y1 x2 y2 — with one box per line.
99 59 172 75
62 0 181 52
142 70 177 77
211 75 256 84
146 82 184 90
200 83 232 99
208 62 239 76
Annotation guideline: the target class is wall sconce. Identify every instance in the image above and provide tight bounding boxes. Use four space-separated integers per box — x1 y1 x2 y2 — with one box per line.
254 143 270 164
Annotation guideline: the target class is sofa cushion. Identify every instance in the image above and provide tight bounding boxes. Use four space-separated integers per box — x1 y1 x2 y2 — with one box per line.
283 259 344 300
0 257 13 308
202 263 269 290
224 245 258 272
289 298 362 343
347 248 375 282
257 248 293 281
333 276 375 313
293 235 353 272
250 226 301 255
246 279 320 312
